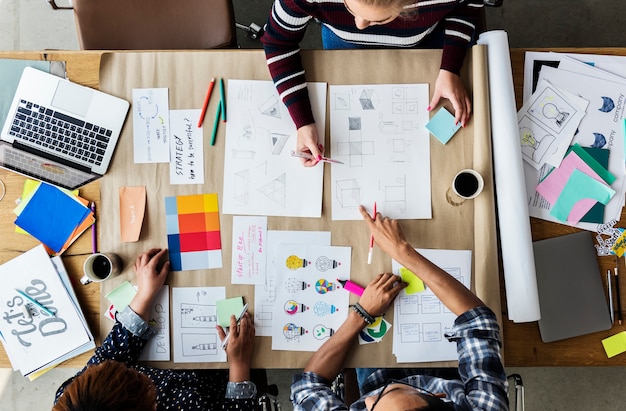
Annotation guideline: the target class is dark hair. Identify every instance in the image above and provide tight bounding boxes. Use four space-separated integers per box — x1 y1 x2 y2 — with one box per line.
52 360 157 411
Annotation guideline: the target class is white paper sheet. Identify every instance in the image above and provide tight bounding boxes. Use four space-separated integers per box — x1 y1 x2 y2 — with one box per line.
171 287 226 363
270 245 351 351
518 79 589 169
477 30 541 323
254 230 331 337
391 249 471 363
132 88 170 163
523 51 626 103
231 215 267 285
169 109 204 185
222 80 326 217
329 84 431 220
139 285 171 362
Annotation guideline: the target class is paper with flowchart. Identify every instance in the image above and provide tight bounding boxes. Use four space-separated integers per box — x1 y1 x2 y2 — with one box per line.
392 248 471 363
329 84 431 220
222 80 326 218
169 109 204 185
270 245 351 351
132 88 170 163
525 65 626 230
231 215 267 285
254 230 331 337
171 287 226 363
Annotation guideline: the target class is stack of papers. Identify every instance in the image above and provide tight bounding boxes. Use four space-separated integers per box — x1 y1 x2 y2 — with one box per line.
13 180 94 255
521 52 626 231
0 245 95 378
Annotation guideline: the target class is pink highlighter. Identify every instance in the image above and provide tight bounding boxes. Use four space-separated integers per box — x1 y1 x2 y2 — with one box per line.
337 279 365 297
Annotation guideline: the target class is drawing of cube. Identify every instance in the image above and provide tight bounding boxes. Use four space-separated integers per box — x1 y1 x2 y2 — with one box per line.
359 89 376 110
336 179 360 208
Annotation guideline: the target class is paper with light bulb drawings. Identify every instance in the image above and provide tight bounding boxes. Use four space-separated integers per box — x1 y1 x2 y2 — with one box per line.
271 245 351 351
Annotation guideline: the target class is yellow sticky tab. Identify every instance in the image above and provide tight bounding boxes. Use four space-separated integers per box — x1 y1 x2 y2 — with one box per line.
399 267 425 294
602 331 626 358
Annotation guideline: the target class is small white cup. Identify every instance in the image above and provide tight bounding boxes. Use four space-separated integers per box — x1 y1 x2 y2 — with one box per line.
452 169 484 200
81 253 122 285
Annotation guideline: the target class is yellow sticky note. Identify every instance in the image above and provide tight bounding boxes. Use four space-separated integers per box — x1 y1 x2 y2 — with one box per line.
602 331 626 358
399 267 425 294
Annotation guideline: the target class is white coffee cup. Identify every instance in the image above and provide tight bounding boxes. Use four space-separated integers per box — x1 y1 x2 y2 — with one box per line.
81 253 122 285
452 169 484 200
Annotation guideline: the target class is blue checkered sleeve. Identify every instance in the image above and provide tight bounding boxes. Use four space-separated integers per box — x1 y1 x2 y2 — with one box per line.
445 306 509 410
291 371 349 411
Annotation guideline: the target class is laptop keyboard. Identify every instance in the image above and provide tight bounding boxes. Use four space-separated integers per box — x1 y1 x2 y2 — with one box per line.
8 99 112 167
5 148 83 188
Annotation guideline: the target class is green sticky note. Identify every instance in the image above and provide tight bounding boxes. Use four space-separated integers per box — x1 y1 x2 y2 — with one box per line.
105 281 137 311
602 331 626 358
216 296 244 328
550 169 615 222
399 267 425 294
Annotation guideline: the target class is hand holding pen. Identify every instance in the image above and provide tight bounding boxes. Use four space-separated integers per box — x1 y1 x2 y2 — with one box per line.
217 309 255 381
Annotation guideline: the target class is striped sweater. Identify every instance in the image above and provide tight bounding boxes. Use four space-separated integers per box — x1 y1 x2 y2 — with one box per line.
261 0 483 128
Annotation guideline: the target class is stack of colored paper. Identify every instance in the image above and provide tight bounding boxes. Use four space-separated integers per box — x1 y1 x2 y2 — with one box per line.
535 144 616 224
13 180 95 255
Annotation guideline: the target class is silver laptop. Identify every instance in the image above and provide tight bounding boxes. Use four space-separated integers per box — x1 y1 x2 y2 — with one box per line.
0 67 129 190
534 231 612 343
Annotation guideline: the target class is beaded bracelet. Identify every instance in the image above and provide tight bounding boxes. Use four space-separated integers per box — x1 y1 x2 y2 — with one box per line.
352 302 375 325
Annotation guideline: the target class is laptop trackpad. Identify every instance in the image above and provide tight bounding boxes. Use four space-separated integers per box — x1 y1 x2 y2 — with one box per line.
52 80 93 118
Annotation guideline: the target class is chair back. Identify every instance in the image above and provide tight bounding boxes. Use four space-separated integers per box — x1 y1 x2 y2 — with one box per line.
72 0 236 49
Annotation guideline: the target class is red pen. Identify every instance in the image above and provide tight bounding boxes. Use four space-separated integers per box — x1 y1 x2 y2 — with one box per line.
197 77 216 128
367 202 377 264
337 279 365 297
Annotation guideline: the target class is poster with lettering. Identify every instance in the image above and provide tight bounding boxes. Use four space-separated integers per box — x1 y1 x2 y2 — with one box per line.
169 109 205 185
0 245 93 375
231 216 267 285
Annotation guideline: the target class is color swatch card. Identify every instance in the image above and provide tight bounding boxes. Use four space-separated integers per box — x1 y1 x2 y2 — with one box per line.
165 194 223 271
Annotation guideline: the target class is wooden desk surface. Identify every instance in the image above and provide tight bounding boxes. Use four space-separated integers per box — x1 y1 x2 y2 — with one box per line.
2 47 626 369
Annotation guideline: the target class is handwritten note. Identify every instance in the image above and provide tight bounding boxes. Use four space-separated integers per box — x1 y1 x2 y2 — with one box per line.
231 216 267 285
132 88 170 163
169 109 204 185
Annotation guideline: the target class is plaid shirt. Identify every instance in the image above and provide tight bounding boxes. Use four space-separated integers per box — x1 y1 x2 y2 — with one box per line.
291 306 508 410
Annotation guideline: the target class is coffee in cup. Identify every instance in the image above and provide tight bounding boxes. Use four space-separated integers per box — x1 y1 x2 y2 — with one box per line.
81 253 121 285
452 169 484 200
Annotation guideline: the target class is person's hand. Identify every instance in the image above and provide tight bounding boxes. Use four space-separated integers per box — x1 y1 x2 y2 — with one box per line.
218 312 255 381
359 206 413 262
359 272 406 316
428 69 472 127
296 123 324 167
130 248 170 320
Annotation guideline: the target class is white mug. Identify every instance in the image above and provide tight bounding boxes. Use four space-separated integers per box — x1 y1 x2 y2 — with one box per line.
81 253 122 285
452 169 484 200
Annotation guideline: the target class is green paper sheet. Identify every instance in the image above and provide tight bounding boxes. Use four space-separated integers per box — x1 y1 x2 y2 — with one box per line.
216 296 244 328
